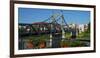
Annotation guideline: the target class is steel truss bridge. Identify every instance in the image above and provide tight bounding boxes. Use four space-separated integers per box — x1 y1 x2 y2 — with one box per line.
19 11 71 38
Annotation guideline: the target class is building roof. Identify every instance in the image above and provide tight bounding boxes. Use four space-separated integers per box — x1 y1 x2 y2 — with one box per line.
33 22 49 25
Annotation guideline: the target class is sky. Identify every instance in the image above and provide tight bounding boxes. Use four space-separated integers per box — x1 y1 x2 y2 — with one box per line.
18 8 90 24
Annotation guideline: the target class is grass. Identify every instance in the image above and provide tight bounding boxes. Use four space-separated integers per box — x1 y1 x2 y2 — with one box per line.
60 40 89 47
77 30 90 39
65 32 71 39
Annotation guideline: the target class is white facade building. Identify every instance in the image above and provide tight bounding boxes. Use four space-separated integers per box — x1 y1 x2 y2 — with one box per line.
78 24 88 33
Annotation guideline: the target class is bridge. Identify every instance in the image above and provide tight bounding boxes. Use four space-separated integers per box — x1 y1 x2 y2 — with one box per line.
18 11 73 38
18 11 90 49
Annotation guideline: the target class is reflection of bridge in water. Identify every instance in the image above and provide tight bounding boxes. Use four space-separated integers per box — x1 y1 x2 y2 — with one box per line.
18 11 90 49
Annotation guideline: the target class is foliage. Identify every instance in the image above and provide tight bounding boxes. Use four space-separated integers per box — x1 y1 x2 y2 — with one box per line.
60 40 86 47
77 30 90 38
65 32 71 39
60 41 69 47
69 41 85 47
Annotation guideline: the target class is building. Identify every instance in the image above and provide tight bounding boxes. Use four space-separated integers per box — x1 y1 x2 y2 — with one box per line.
78 24 88 33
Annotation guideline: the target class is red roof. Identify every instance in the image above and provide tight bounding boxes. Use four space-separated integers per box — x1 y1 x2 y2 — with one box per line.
33 22 49 25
